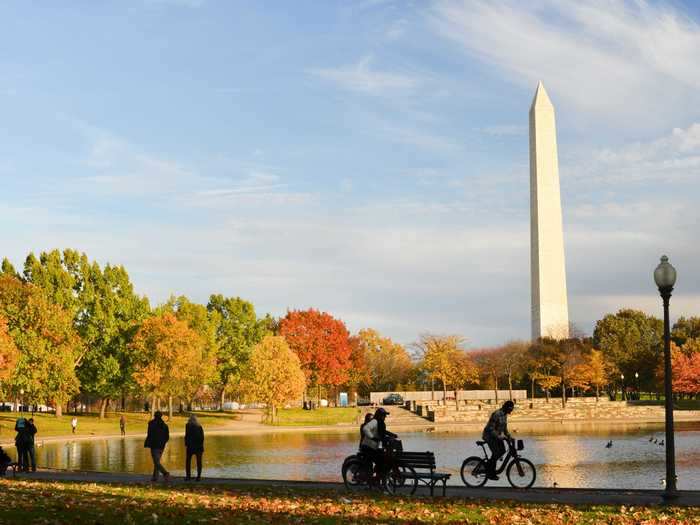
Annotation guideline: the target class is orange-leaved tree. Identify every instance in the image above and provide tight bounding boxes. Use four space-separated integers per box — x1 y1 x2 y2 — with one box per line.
0 316 19 387
239 335 306 423
131 312 206 417
0 275 81 416
279 309 352 404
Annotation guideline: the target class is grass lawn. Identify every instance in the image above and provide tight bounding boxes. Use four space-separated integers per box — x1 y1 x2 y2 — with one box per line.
273 407 361 426
633 399 700 410
0 479 698 524
0 411 240 441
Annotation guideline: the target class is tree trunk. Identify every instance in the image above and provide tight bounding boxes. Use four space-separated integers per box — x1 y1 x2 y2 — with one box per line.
99 398 109 419
55 401 63 418
150 394 156 418
219 388 226 412
493 375 498 403
431 378 435 401
508 374 513 401
168 395 173 419
561 378 567 408
595 385 599 402
545 388 550 403
442 378 447 406
455 389 459 411
531 377 535 400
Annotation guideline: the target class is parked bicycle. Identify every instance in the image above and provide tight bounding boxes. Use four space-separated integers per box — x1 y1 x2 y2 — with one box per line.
461 438 536 488
342 438 418 495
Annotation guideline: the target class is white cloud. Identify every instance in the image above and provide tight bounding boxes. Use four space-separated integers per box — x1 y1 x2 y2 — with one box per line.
309 55 419 95
431 0 700 130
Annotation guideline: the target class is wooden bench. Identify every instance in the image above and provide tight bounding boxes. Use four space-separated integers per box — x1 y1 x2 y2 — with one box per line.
396 451 451 496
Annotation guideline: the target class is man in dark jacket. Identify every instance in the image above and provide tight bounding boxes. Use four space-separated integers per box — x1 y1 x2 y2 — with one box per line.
184 414 204 481
26 418 37 472
482 400 515 480
144 411 170 481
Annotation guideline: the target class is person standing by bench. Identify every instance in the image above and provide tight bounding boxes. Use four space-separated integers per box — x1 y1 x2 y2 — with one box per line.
482 400 514 481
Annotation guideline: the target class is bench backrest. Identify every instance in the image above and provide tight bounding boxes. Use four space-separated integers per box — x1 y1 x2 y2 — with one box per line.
396 451 436 470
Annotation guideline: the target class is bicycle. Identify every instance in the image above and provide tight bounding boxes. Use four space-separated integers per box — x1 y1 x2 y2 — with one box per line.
460 437 536 489
342 438 418 495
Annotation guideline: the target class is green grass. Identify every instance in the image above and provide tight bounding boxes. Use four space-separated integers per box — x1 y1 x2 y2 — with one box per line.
631 399 700 410
0 479 698 524
0 411 240 441
272 407 361 426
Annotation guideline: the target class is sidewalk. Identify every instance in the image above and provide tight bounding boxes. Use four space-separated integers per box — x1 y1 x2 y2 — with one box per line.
10 469 700 507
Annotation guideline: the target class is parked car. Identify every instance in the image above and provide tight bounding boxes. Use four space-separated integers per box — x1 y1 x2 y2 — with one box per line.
382 393 404 406
356 398 372 407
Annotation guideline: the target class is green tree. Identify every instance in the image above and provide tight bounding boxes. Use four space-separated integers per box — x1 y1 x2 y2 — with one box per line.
0 275 81 416
0 258 18 278
239 335 306 423
22 249 150 416
672 317 700 347
593 309 662 393
207 294 268 409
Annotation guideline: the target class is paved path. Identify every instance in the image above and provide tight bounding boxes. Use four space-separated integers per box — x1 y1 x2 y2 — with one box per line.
9 469 700 507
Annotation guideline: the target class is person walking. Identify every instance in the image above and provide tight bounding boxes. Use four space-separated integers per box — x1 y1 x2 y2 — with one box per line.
184 414 204 481
119 415 126 437
144 411 170 482
14 417 30 472
71 417 78 434
26 418 37 472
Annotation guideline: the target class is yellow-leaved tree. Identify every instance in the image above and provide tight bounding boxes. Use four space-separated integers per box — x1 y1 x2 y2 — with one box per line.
131 312 207 417
240 335 306 423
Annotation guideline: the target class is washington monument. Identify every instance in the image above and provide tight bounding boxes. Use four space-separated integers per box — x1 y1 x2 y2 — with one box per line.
529 81 569 340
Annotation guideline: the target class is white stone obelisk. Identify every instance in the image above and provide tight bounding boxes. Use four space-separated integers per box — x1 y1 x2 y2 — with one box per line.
530 81 569 340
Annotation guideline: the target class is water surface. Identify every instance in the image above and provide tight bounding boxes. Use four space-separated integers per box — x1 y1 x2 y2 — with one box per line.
33 421 700 489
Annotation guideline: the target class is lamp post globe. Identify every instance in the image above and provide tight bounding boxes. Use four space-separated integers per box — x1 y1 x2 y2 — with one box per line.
655 255 677 500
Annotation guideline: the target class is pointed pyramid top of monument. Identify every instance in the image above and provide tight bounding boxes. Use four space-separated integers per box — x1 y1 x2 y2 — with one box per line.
530 81 553 110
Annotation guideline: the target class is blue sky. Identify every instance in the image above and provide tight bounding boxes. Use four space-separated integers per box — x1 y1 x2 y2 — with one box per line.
2 0 700 347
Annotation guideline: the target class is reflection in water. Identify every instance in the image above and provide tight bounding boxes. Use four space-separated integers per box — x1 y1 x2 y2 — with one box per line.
33 422 700 490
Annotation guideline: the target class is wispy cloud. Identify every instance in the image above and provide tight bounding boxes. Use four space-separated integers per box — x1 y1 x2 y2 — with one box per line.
431 0 700 130
308 55 419 95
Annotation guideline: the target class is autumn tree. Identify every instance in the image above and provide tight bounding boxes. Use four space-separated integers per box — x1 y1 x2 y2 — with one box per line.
527 339 561 402
0 316 19 393
499 341 528 401
354 328 412 395
131 313 206 417
159 296 219 410
472 349 503 402
279 309 352 404
207 295 268 408
239 335 306 423
346 335 370 397
585 349 609 401
416 334 479 408
672 351 700 397
0 275 81 416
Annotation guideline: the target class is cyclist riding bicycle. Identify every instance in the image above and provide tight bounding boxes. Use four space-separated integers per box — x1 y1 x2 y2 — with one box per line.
360 408 396 480
482 400 515 480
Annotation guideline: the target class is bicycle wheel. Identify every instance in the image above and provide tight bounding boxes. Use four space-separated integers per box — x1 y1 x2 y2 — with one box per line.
342 458 371 492
506 457 536 489
386 465 418 496
460 456 487 488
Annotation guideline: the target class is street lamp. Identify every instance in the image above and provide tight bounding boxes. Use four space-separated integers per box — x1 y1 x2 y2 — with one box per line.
19 388 24 413
620 374 625 401
635 372 640 399
654 255 677 500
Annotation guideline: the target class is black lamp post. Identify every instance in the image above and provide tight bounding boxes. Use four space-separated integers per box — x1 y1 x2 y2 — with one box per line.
654 255 677 500
635 372 640 400
620 374 625 401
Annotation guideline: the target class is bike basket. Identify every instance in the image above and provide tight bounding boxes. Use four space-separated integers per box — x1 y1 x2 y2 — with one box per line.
387 438 403 452
516 439 524 450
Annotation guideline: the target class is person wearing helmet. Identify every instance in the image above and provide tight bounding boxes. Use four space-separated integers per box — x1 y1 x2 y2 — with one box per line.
482 400 515 480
